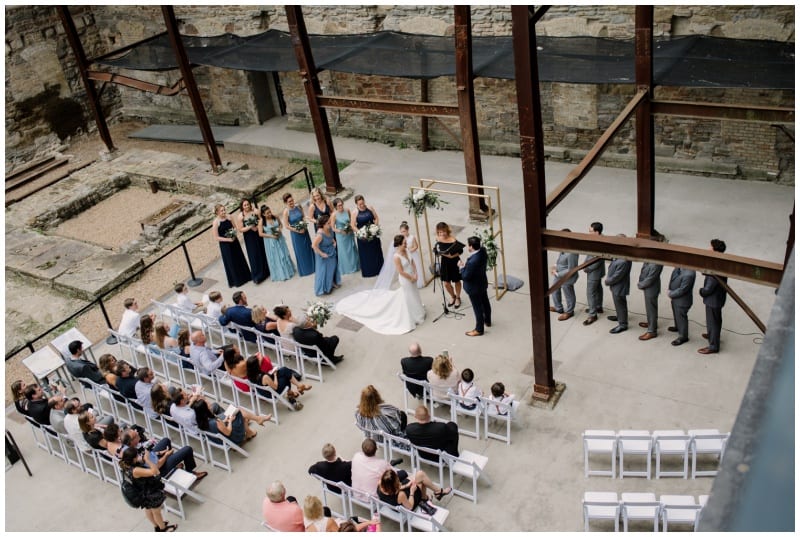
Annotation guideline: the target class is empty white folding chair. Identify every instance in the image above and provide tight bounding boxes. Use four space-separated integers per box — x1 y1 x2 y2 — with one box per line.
620 492 660 532
443 449 491 504
98 451 122 486
484 397 517 445
396 372 430 415
293 339 336 382
337 481 376 520
583 430 617 478
61 436 85 472
583 491 620 532
310 474 349 519
653 430 690 479
696 494 709 530
162 468 205 520
659 494 701 531
618 430 652 479
23 415 51 454
213 370 238 408
688 429 728 478
398 502 449 532
77 446 103 480
203 430 249 472
448 392 484 439
41 424 66 463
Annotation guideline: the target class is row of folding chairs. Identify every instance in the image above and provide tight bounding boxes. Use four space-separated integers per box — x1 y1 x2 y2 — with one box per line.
398 372 517 444
583 429 730 480
309 474 449 532
354 422 492 504
583 491 710 532
22 414 204 520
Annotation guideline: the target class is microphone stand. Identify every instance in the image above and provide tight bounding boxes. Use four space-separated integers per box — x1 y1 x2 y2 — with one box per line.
432 249 464 322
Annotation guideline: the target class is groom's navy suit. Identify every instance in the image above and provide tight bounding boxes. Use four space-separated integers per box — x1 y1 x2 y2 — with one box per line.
460 246 491 334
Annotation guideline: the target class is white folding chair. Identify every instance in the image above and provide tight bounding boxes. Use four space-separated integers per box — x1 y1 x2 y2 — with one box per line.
443 449 491 504
396 372 430 415
583 491 620 532
61 436 85 471
77 447 103 480
373 496 406 532
162 468 205 520
337 481 376 520
583 430 617 478
448 391 484 439
244 378 283 424
696 494 709 530
383 431 414 466
229 322 261 357
653 430 690 479
41 423 66 463
398 502 449 532
618 429 652 479
484 397 517 444
310 474 349 520
354 421 386 453
23 415 51 454
108 329 147 369
411 444 447 491
688 429 729 478
293 339 336 382
203 430 249 472
161 415 188 448
620 492 660 532
659 494 701 531
98 451 122 486
427 387 454 425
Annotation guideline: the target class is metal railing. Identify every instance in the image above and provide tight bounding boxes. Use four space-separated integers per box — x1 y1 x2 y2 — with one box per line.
5 166 312 362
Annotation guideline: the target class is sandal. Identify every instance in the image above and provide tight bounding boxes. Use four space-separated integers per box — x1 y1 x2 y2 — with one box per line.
447 297 456 307
287 390 300 399
298 384 313 395
257 414 273 426
155 523 178 532
453 298 462 308
245 431 258 441
434 487 452 500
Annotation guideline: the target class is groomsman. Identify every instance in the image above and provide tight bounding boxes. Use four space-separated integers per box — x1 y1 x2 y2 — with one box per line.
549 230 579 321
582 222 605 326
604 235 632 334
636 262 663 340
698 239 728 355
667 266 696 346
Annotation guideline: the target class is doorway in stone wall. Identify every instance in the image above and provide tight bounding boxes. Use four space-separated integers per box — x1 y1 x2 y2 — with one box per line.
248 71 286 123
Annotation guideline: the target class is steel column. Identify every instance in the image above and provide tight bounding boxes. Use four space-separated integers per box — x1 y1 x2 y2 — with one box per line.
785 205 795 271
511 6 555 402
634 5 655 239
162 6 222 173
454 6 487 215
420 79 430 151
285 6 343 195
56 7 115 153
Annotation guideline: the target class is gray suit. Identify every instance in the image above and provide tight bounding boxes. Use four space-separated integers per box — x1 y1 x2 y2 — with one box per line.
637 263 663 333
604 258 632 328
667 267 696 340
583 254 606 315
699 274 727 351
551 252 579 314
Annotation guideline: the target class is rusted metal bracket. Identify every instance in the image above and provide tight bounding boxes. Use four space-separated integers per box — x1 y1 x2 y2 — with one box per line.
432 117 463 148
545 257 603 297
317 95 458 117
531 6 551 24
714 276 766 334
87 71 186 96
652 101 794 123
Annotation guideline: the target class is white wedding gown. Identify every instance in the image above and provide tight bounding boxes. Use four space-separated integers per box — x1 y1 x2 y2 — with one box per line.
335 253 426 335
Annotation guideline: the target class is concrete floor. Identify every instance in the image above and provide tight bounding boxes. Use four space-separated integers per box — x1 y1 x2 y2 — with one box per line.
4 117 792 532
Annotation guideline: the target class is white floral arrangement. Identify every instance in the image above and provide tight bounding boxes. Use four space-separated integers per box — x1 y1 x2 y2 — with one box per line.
306 301 333 328
292 220 308 232
402 189 448 217
356 223 382 241
224 227 238 239
474 227 499 269
243 214 259 228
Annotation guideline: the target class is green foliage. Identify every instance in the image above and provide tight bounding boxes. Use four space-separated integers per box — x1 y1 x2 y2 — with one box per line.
289 158 350 189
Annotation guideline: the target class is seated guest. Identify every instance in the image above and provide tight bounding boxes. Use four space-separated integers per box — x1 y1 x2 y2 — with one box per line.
114 361 138 399
273 304 302 341
262 481 304 532
176 329 191 358
303 495 338 532
219 291 256 342
485 381 520 418
48 394 68 434
355 385 406 439
308 443 352 494
242 352 309 410
204 290 224 321
150 383 172 416
427 354 459 401
292 314 343 365
400 342 433 399
189 330 224 375
453 368 482 407
11 379 29 414
251 305 280 339
405 405 459 462
98 354 119 388
65 340 105 385
153 322 180 354
174 282 202 312
106 423 207 481
169 387 207 428
351 438 403 500
135 367 159 418
23 384 54 425
118 297 145 338
64 401 111 451
377 469 450 515
79 410 109 450
191 397 270 445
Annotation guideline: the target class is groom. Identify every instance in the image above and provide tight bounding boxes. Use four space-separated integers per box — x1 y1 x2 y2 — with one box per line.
458 236 491 337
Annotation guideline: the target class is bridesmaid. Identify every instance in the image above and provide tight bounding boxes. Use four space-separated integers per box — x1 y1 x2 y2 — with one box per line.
311 214 341 296
400 221 425 288
332 197 359 275
236 198 269 284
351 194 384 278
282 192 315 277
258 205 295 281
306 187 334 232
212 204 251 288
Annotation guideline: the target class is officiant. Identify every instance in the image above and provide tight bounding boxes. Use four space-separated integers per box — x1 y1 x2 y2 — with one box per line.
434 222 465 309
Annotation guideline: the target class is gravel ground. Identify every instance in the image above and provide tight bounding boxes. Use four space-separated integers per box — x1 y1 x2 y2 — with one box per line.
5 120 313 405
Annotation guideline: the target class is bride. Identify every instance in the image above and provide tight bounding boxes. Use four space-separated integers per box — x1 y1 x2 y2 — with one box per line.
335 234 426 335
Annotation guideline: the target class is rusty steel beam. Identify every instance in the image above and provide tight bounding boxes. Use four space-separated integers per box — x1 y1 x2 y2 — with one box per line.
317 95 459 118
56 7 116 153
715 276 766 334
652 101 794 123
785 205 795 271
546 89 647 214
541 230 783 287
635 6 656 239
432 117 463 148
88 71 185 95
285 6 343 194
162 6 222 173
511 6 556 402
532 6 551 24
546 257 601 297
454 6 487 215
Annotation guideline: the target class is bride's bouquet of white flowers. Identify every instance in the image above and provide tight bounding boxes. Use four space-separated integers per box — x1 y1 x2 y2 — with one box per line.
402 189 448 217
306 301 333 328
356 223 382 241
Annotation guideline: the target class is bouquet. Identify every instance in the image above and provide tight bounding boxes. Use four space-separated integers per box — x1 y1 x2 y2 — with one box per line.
243 214 259 228
337 218 351 234
356 223 381 241
474 227 499 269
402 189 448 217
224 227 237 239
306 301 333 328
292 220 308 232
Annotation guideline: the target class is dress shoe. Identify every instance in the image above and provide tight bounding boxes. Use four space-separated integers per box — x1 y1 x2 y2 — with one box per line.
639 332 657 341
697 347 718 355
465 330 483 337
389 457 404 466
484 321 492 327
638 321 649 328
583 315 597 326
549 306 562 313
557 312 574 321
597 308 604 314
607 315 618 322
609 326 627 334
667 326 678 332
702 333 709 339
331 355 344 364
671 337 688 346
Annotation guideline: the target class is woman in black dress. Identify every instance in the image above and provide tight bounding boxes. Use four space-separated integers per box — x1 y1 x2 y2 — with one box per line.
119 446 177 532
434 222 465 308
236 198 269 284
376 469 450 514
212 204 252 288
306 187 334 233
351 194 384 278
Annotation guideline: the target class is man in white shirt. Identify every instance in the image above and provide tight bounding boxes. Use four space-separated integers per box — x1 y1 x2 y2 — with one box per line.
134 367 158 417
118 297 142 338
169 387 201 429
189 331 224 375
350 438 406 500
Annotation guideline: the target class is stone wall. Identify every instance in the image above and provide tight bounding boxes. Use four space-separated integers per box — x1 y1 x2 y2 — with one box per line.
5 5 795 183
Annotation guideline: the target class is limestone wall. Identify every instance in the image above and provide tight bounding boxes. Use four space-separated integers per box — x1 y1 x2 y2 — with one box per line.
5 5 795 182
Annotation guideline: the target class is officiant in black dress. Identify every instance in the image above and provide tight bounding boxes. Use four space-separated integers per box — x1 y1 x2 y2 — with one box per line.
434 222 465 309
